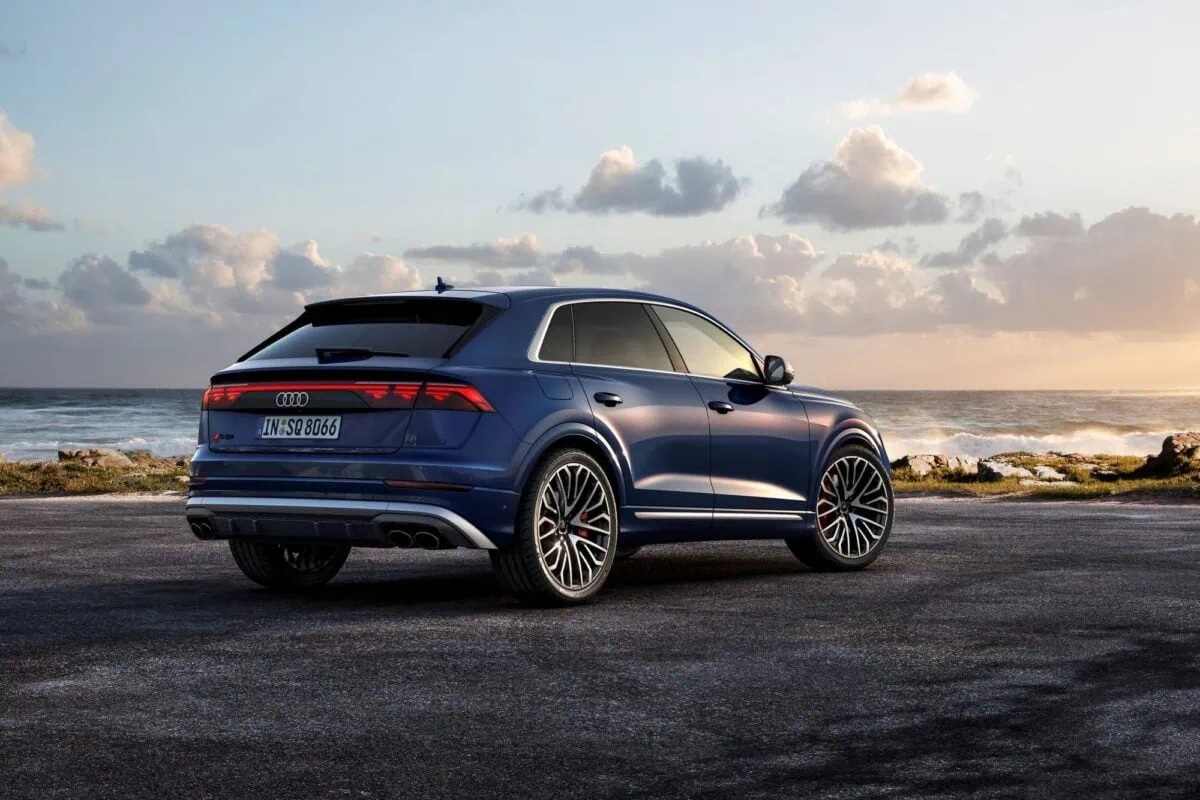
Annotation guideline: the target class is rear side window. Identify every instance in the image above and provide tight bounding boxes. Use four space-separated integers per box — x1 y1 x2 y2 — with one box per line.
246 299 486 361
537 306 574 362
572 302 674 372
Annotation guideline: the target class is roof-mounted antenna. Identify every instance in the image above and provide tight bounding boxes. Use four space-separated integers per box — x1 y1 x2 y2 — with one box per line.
435 276 454 293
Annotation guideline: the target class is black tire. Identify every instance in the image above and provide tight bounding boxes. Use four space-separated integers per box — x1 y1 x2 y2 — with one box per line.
491 448 619 606
787 444 894 571
614 544 641 560
228 540 351 590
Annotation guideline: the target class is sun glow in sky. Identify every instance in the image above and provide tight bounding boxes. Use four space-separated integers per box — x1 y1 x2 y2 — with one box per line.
1 0 1199 389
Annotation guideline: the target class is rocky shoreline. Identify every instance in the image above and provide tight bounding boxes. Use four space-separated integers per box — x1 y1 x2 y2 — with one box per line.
0 448 191 495
890 433 1200 498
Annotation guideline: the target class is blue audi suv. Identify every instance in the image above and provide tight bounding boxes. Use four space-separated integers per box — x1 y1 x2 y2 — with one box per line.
186 285 894 605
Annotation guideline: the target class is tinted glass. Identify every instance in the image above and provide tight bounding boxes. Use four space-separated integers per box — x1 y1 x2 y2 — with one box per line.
652 305 760 381
248 299 484 360
538 306 573 361
573 302 674 371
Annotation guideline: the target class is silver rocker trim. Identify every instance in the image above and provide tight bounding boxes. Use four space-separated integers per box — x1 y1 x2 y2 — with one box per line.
633 509 811 520
185 496 498 550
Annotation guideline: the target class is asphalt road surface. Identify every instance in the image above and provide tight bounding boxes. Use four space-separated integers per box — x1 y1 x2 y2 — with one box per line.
2 495 1200 799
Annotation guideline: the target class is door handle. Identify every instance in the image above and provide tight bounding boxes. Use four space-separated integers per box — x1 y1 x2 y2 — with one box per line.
708 401 734 414
594 392 623 407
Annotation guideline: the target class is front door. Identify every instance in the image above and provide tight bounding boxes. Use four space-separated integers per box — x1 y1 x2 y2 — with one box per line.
647 305 811 523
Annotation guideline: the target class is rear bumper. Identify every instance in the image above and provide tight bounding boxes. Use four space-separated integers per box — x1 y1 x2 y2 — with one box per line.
185 495 500 549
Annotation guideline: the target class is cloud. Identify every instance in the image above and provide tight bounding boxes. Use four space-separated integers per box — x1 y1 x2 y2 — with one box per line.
57 254 153 324
1016 211 1085 238
840 72 978 119
0 113 39 190
124 224 424 318
339 253 422 295
763 126 954 230
514 147 747 217
22 277 51 291
0 198 64 231
405 234 542 268
922 218 1009 268
270 240 341 292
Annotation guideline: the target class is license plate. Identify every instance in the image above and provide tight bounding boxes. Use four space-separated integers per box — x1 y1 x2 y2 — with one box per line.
258 416 342 440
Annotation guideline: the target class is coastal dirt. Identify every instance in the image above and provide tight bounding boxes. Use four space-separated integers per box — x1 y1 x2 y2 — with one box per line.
2 496 1199 797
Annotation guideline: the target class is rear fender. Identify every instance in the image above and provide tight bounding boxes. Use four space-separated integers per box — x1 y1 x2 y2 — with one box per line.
512 422 629 506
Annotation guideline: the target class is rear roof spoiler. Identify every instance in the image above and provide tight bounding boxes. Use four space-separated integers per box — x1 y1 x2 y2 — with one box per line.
305 291 511 311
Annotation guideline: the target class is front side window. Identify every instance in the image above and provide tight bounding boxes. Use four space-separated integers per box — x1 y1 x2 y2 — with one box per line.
572 302 674 372
651 305 760 382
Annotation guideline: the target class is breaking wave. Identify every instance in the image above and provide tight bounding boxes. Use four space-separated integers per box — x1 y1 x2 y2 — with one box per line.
884 428 1170 459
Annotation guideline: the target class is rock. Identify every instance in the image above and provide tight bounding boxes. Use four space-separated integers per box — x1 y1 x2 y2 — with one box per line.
979 461 1034 481
1142 433 1200 476
1032 466 1067 481
945 455 979 475
1019 479 1080 487
892 454 943 477
1094 469 1121 482
57 448 134 468
175 475 191 484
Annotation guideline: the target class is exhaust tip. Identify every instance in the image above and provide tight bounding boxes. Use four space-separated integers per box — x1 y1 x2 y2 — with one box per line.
189 521 215 540
389 529 415 548
414 530 442 550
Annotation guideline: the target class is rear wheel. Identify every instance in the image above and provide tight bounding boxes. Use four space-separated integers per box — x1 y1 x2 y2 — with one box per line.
491 448 618 606
228 540 350 590
787 444 893 571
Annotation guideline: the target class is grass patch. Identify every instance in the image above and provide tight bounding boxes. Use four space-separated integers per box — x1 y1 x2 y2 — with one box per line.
0 450 189 496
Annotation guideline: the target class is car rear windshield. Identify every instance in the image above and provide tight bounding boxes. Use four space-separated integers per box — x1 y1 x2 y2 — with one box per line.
245 299 488 361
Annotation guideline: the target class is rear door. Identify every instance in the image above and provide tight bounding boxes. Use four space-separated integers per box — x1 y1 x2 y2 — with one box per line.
205 298 494 454
562 301 713 519
648 304 811 520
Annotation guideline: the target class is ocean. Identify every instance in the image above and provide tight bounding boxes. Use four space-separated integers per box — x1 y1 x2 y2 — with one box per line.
0 388 1197 463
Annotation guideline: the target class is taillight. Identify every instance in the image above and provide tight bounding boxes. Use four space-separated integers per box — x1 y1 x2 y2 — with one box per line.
201 382 421 409
200 381 492 411
416 383 495 412
202 384 248 409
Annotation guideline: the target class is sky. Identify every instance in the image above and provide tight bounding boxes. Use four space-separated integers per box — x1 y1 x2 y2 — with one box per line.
2 0 1199 389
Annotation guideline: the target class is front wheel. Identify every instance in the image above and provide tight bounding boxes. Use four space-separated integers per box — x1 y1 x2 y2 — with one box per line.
228 540 350 590
787 444 894 571
491 448 619 606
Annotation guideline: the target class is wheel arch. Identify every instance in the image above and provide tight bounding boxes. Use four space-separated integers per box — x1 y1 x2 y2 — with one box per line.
514 422 628 508
810 422 888 502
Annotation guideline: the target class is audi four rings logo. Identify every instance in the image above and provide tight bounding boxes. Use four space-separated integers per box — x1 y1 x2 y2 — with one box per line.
275 391 310 408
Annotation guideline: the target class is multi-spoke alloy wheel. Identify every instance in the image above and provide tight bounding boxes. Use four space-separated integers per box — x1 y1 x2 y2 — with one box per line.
534 462 614 591
491 448 620 605
816 455 890 558
787 444 894 571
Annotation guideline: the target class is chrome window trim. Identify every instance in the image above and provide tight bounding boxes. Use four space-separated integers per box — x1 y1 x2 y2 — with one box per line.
527 297 771 386
184 496 498 549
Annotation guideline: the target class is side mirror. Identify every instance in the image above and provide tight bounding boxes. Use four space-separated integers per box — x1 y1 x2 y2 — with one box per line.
763 355 795 386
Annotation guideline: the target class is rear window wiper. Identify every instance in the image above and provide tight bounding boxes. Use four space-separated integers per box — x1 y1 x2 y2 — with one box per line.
315 347 410 363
